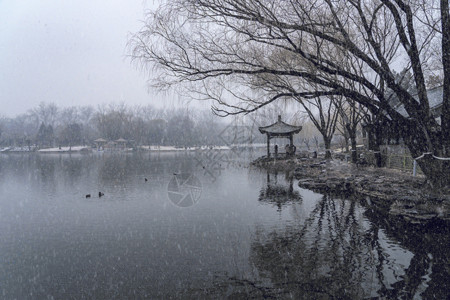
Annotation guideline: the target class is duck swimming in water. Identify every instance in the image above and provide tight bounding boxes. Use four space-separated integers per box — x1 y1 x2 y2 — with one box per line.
98 192 104 198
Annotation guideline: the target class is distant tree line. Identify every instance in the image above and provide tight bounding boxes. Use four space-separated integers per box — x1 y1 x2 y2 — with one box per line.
0 102 230 148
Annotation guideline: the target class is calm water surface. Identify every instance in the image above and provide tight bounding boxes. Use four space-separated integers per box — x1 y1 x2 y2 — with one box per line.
0 152 448 299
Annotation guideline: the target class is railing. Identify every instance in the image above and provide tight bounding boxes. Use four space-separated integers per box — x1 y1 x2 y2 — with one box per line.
364 152 423 175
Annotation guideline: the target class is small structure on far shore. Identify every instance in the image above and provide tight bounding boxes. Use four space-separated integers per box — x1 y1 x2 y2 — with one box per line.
259 115 302 158
94 138 107 150
115 138 127 150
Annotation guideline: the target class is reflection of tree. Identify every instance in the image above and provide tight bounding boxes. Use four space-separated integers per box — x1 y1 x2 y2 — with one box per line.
363 207 450 299
60 155 84 185
35 155 56 184
244 194 449 299
243 195 367 298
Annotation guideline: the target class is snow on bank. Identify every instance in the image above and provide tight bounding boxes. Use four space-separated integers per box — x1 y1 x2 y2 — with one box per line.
0 146 38 152
38 146 92 153
139 145 231 151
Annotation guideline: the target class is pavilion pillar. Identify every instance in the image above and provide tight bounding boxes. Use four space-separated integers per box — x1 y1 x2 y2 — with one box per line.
267 133 270 158
289 135 293 146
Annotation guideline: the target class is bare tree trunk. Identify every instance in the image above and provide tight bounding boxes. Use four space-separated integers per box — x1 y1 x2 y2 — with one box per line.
323 136 332 159
374 129 384 168
346 124 358 163
414 156 448 188
350 135 357 163
440 0 450 189
367 126 383 167
402 123 450 189
303 138 311 150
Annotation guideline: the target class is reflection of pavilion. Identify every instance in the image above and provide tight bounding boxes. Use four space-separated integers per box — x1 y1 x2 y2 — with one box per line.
258 171 302 211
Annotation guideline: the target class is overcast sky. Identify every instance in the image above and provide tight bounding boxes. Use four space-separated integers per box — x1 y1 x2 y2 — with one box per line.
0 0 200 117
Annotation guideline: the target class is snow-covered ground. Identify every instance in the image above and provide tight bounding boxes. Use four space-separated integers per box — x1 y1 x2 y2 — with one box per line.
0 146 37 152
38 146 92 153
139 145 231 151
1 144 264 153
332 144 365 153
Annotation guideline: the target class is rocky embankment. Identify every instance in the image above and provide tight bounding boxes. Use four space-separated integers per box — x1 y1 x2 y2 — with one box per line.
252 156 450 224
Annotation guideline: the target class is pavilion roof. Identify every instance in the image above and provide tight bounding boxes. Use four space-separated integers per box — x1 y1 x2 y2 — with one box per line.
394 85 443 118
94 138 107 142
259 115 302 136
116 138 127 143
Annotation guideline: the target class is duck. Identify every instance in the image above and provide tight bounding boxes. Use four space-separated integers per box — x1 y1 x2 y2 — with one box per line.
85 194 91 198
145 178 148 182
98 192 104 198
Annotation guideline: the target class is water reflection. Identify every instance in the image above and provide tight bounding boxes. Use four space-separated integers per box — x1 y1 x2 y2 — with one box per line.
223 191 449 299
363 206 450 299
258 171 302 212
0 153 448 299
244 194 370 298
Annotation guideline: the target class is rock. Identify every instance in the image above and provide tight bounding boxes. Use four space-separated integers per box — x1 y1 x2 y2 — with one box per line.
298 179 312 184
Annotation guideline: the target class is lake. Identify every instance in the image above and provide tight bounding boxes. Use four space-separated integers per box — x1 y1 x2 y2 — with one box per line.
0 152 448 299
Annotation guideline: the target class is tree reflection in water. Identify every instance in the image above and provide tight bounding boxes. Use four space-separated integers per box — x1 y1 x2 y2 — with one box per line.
210 173 449 299
363 205 449 299
249 194 372 299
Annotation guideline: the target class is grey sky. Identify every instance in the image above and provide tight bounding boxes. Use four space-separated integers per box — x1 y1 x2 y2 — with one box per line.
0 0 196 117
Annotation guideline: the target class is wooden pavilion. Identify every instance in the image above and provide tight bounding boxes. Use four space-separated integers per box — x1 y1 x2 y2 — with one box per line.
94 138 107 150
115 138 127 150
259 115 302 158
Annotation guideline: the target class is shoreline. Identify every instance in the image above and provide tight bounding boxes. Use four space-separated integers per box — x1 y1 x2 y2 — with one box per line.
0 145 234 154
252 155 450 225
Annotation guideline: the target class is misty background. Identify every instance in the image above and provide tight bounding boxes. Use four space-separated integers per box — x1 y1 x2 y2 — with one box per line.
0 1 332 150
0 0 207 117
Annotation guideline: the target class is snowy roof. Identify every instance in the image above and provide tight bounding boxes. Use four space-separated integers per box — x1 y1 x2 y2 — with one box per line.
116 138 127 142
394 104 408 118
94 138 107 142
259 115 302 136
394 85 443 118
427 85 444 109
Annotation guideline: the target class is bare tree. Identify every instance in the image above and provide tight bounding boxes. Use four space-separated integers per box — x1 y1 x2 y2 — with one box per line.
58 107 79 126
313 136 320 151
59 123 82 150
93 103 134 141
302 138 311 151
296 95 341 159
29 102 59 128
78 106 96 144
130 0 450 188
337 99 368 163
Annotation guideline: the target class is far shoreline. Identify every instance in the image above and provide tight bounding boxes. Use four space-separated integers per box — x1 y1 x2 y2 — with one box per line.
0 145 238 154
